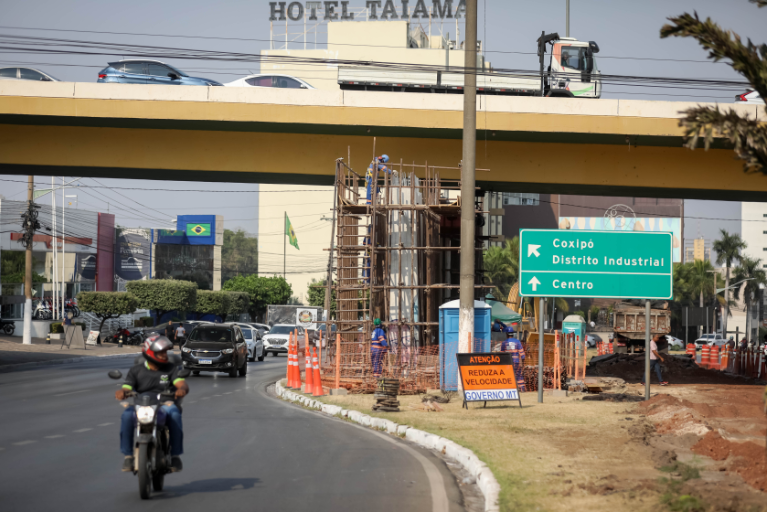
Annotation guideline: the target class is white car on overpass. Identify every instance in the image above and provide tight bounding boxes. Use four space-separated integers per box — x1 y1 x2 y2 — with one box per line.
225 74 314 89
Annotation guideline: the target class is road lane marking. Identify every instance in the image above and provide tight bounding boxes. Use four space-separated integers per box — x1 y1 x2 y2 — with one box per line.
213 394 222 397
201 397 210 400
45 435 65 439
97 423 114 427
13 440 35 446
223 392 232 395
73 428 92 433
54 389 90 397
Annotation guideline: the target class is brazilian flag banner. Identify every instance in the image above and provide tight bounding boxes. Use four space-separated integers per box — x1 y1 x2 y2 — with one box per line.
285 215 299 250
186 223 211 237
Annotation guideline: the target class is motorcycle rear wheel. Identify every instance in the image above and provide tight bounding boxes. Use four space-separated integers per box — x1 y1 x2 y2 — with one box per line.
138 444 152 500
2 324 13 335
152 471 164 492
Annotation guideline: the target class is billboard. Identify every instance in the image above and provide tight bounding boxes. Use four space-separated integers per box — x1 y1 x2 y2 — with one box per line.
114 228 151 286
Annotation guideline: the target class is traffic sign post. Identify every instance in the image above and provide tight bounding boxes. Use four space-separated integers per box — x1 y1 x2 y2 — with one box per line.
519 230 673 300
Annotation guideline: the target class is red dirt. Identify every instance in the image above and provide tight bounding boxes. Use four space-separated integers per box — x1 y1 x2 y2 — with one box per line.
692 431 767 492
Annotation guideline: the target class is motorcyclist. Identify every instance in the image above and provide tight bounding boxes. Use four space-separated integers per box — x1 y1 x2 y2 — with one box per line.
115 335 189 473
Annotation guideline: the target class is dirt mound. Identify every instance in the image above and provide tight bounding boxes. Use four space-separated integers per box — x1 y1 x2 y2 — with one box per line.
692 431 767 492
589 353 753 385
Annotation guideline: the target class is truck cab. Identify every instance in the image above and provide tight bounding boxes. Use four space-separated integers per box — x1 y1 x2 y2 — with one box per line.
546 38 601 98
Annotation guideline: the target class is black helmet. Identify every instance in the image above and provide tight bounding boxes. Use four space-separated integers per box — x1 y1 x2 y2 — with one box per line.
142 334 173 365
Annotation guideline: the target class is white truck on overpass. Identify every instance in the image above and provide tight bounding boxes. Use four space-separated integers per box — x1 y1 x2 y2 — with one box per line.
338 33 601 98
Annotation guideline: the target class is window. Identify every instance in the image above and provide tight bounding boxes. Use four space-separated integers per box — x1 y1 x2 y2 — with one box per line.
122 62 146 75
246 76 274 87
0 68 17 78
19 68 44 81
274 77 303 88
147 63 172 77
560 47 588 71
503 193 540 206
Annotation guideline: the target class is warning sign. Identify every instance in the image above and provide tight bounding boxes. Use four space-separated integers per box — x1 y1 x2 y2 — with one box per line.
457 352 522 408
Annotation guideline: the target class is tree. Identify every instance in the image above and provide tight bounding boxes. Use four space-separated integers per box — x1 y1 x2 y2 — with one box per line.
221 229 259 283
126 279 198 324
483 236 520 300
223 291 250 322
307 279 336 318
0 251 46 283
661 1 766 175
222 275 292 322
713 229 747 337
193 290 231 321
76 291 138 334
733 256 767 342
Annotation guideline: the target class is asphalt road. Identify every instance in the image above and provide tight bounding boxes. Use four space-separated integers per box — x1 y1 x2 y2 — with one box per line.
0 355 463 511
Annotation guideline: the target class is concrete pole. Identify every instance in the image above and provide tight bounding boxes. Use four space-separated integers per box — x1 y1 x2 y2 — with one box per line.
538 296 544 403
458 0 477 392
644 299 650 400
22 176 34 345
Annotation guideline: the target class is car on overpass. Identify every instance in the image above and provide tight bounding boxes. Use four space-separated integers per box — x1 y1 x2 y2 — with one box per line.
97 59 223 86
0 67 60 82
225 74 314 89
735 90 763 104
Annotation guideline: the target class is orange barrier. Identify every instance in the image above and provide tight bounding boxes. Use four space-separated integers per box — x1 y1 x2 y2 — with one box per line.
700 345 710 368
580 336 587 380
686 343 696 359
304 340 314 392
608 342 613 353
287 337 298 388
709 346 720 370
285 337 293 388
311 348 325 396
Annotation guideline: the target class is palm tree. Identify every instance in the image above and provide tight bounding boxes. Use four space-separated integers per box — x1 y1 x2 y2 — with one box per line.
482 236 519 300
713 230 747 338
733 256 767 342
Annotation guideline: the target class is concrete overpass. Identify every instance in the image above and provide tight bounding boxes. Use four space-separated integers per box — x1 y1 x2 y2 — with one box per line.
0 81 764 201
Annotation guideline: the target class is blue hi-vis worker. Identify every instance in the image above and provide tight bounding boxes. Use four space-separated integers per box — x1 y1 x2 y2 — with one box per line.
370 318 388 377
501 326 526 392
366 154 390 205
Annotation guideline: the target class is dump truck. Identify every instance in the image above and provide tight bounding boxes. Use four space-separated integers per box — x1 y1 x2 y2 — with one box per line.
338 32 601 98
612 300 671 354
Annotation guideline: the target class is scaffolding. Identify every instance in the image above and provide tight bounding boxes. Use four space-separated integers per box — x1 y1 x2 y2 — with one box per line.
321 151 490 393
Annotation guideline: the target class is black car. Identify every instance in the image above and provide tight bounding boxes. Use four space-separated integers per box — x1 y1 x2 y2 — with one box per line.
181 324 248 377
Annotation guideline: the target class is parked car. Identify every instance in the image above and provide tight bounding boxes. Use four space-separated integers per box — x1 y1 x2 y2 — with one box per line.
735 90 763 104
235 323 265 362
586 333 602 348
225 74 314 89
311 323 337 345
666 335 684 350
693 333 725 350
181 323 248 377
97 59 223 86
0 67 59 82
263 324 304 356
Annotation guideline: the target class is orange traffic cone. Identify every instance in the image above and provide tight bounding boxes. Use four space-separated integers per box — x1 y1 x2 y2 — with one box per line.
312 348 324 396
709 346 720 370
285 339 293 388
700 345 710 368
289 338 300 389
304 344 314 393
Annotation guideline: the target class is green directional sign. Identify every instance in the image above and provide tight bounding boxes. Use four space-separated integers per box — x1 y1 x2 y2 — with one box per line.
519 229 673 299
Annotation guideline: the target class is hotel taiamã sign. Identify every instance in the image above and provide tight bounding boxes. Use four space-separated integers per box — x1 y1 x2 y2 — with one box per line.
270 1 467 21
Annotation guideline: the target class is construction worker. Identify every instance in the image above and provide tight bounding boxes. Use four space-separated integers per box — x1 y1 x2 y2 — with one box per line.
501 326 526 392
365 154 390 205
370 318 388 377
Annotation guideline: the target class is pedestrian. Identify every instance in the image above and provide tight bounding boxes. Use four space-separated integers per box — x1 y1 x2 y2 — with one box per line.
175 323 186 348
642 334 668 386
63 312 73 326
165 323 175 346
740 337 748 351
365 154 390 205
370 318 388 378
492 319 507 332
501 326 526 392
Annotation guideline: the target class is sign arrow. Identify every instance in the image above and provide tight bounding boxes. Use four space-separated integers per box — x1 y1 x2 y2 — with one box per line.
527 244 541 257
528 276 541 292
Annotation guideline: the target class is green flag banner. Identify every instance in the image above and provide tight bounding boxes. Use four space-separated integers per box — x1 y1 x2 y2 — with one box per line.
286 215 299 250
33 188 54 200
186 223 211 237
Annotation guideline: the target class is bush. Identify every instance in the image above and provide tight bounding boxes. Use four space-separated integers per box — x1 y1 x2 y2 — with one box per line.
50 322 86 333
194 290 231 318
138 316 154 327
126 279 198 321
76 291 139 335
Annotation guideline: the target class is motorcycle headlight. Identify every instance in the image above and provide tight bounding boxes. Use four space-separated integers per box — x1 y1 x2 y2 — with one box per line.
182 347 191 353
221 348 234 354
136 406 155 424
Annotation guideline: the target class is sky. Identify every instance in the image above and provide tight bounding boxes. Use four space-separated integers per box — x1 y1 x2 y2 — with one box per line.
0 0 764 238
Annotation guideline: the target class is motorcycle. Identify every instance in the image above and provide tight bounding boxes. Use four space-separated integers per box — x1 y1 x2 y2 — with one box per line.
110 328 143 345
108 367 190 500
0 319 15 335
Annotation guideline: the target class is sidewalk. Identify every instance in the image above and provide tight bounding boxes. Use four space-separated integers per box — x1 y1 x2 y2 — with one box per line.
0 336 140 366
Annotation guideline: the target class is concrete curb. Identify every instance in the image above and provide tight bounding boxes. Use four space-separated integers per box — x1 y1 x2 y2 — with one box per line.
0 352 141 372
275 381 500 512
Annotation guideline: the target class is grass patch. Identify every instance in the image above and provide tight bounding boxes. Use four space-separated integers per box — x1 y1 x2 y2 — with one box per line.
659 462 704 512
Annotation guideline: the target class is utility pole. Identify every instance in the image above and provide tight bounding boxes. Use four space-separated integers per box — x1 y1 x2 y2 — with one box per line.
644 299 650 400
284 211 287 280
565 0 570 37
458 0 477 390
22 176 38 345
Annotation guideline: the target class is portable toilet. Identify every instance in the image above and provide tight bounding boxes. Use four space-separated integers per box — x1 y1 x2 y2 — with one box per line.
562 314 587 355
439 299 492 391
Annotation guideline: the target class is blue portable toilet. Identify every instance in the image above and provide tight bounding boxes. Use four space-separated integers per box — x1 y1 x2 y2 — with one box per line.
562 314 587 355
439 299 492 391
